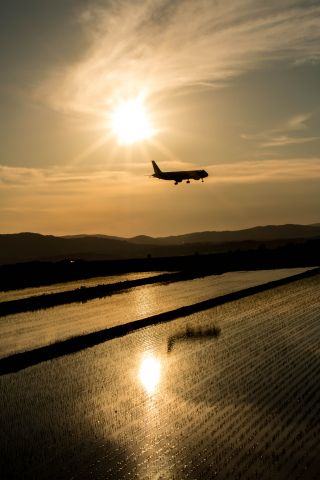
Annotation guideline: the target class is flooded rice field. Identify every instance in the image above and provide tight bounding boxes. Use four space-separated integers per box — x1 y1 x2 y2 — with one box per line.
0 268 310 358
0 271 167 303
1 273 319 479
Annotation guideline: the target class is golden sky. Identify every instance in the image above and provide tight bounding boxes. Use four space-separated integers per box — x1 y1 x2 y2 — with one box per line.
1 0 320 236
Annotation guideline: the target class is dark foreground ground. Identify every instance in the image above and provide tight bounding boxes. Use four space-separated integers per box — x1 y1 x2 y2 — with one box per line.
1 237 319 291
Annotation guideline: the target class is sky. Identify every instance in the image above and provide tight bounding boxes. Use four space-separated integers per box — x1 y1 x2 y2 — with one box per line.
1 0 320 237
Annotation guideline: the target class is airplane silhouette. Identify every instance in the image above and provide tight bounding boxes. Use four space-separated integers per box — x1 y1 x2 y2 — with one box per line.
151 160 208 185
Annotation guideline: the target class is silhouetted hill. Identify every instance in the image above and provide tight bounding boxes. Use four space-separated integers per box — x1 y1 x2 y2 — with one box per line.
62 234 123 241
0 233 141 264
1 238 319 290
129 235 156 244
128 224 320 245
0 224 319 264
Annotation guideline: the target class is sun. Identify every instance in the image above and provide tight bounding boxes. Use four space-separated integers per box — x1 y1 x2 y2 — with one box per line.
110 96 155 145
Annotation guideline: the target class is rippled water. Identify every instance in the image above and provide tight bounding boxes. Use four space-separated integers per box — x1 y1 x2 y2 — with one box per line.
0 268 310 358
1 273 319 479
0 271 167 302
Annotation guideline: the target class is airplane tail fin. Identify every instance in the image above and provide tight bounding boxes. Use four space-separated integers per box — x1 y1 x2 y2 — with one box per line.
152 160 162 176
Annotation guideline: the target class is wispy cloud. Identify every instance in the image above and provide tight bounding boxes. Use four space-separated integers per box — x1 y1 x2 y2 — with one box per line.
0 165 134 189
2 158 320 235
210 158 320 183
2 157 320 191
260 135 319 148
0 165 87 187
37 0 320 114
241 112 320 148
286 113 312 130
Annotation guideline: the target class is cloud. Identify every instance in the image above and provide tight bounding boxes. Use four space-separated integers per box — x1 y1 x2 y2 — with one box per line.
37 0 320 115
210 158 320 183
286 113 312 130
260 135 319 148
2 158 320 235
2 157 320 192
0 165 129 190
241 112 320 148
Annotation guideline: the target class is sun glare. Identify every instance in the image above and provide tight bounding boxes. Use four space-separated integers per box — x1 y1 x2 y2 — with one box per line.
110 96 155 145
139 356 161 394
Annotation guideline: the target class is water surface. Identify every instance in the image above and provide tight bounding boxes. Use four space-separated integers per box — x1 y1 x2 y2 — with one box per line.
1 271 166 303
1 274 319 479
0 268 310 358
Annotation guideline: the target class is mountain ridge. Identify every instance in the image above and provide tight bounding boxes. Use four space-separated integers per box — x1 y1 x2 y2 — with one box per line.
127 224 320 245
1 223 319 265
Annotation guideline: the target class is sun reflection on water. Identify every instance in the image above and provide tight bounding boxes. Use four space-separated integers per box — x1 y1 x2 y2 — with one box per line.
139 355 161 394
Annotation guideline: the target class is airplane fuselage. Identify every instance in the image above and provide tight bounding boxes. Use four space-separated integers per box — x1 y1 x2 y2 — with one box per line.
153 170 208 181
151 161 208 184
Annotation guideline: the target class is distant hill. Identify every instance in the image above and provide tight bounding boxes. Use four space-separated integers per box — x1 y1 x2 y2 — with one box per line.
62 234 123 241
128 224 320 245
0 233 141 265
0 224 319 264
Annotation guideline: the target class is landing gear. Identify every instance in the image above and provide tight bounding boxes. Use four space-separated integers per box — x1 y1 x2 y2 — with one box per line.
186 180 190 184
174 181 178 185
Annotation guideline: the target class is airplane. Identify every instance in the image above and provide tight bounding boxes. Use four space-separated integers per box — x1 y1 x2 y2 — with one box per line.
151 160 208 185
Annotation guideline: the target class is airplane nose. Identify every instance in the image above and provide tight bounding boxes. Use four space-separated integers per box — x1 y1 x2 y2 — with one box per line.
204 170 208 177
